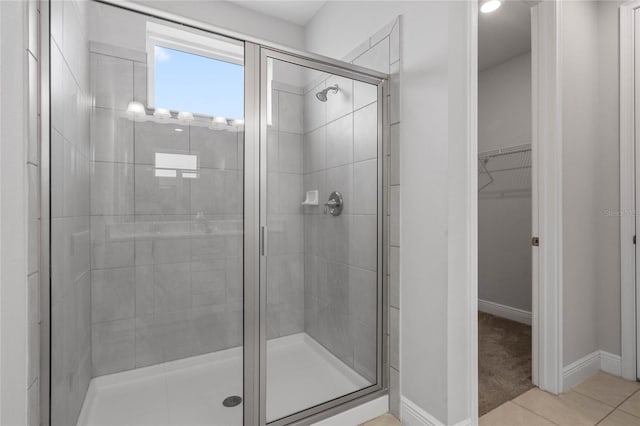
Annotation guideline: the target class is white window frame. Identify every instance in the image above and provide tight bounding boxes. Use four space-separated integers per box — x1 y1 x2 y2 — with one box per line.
145 21 244 111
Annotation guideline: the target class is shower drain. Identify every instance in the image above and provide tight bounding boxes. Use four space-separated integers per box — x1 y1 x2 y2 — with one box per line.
223 395 243 407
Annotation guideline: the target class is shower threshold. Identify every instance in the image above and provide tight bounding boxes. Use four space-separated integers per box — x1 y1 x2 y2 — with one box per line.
76 333 372 426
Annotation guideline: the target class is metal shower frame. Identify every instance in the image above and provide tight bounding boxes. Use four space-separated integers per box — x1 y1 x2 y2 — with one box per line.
39 1 390 425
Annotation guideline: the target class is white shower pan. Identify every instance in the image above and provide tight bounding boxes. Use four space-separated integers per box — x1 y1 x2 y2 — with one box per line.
76 333 372 426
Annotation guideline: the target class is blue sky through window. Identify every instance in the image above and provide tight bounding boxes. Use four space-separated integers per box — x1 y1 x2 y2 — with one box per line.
154 46 244 119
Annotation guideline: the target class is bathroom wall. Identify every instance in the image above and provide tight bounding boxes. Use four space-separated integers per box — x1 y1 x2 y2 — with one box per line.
478 52 532 314
88 41 247 375
266 79 306 339
50 0 93 424
301 21 399 385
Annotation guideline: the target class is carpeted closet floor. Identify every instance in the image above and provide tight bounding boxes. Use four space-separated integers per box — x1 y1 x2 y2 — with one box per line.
478 312 533 416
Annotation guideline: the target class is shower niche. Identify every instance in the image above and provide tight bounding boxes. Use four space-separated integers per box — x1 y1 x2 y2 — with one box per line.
47 2 386 425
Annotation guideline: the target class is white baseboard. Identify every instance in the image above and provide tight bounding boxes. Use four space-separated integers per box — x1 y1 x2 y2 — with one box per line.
478 299 532 325
563 350 622 391
400 397 472 426
312 395 388 426
401 397 443 426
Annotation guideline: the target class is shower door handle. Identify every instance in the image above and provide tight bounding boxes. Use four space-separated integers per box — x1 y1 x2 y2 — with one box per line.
260 226 267 256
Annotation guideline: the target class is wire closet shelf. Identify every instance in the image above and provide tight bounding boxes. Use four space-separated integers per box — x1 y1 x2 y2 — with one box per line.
478 143 531 198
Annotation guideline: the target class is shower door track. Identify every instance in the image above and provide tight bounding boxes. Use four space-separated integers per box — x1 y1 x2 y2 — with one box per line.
40 1 390 425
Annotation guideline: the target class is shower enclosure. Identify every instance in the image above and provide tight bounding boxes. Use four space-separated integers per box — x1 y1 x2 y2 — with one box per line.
45 2 387 425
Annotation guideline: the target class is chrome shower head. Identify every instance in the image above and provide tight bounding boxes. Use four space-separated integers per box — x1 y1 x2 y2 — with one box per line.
315 84 339 102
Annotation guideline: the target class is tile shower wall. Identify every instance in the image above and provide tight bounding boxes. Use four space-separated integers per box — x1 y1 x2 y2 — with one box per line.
88 44 247 376
26 1 40 425
301 63 380 383
345 19 401 415
266 83 305 339
50 0 93 424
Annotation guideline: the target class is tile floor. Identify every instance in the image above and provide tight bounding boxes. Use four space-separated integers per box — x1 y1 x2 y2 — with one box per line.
362 372 640 426
481 372 640 425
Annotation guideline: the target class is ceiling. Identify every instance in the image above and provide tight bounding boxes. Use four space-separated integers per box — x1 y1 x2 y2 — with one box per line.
479 0 534 71
226 1 326 26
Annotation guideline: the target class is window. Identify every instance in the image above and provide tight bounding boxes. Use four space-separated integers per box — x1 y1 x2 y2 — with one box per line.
146 22 244 120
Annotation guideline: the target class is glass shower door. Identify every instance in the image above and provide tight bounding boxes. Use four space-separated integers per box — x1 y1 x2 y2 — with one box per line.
260 52 383 424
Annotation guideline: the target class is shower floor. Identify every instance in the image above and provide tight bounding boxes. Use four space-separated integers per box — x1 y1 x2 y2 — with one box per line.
77 333 372 426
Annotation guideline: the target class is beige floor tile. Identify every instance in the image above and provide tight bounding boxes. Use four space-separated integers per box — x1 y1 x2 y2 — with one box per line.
619 391 640 418
480 401 555 426
513 388 605 425
599 409 640 426
571 372 640 407
556 390 613 424
360 413 401 426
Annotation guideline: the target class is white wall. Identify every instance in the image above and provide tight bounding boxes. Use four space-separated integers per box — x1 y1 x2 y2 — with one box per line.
126 0 304 50
560 0 623 367
595 0 623 359
307 2 475 424
0 1 29 425
478 52 532 313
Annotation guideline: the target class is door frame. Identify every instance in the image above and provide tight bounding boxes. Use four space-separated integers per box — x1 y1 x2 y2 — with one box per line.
530 0 564 394
619 0 640 382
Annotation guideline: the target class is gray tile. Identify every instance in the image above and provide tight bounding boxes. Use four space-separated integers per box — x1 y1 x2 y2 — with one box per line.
389 367 400 416
28 54 39 165
92 319 135 376
135 310 194 367
190 126 238 170
353 321 377 383
134 265 155 318
324 261 349 314
326 164 353 215
51 129 65 218
133 61 147 105
92 162 134 215
191 258 227 308
389 307 399 369
326 113 353 168
349 215 377 271
65 142 91 217
153 263 191 313
354 81 378 111
279 91 303 133
134 121 189 166
91 53 133 111
279 132 303 174
303 214 324 256
190 168 240 215
390 20 400 64
353 159 377 215
354 102 378 162
91 267 135 323
28 164 40 275
267 129 279 172
91 107 134 163
191 306 236 355
326 75 354 123
92 240 134 269
304 81 326 132
390 247 400 308
278 173 303 214
349 266 377 325
303 127 326 173
354 37 390 74
390 124 400 185
390 61 400 124
134 164 189 215
390 186 400 246
268 214 303 256
303 171 326 215
27 273 40 387
324 215 349 264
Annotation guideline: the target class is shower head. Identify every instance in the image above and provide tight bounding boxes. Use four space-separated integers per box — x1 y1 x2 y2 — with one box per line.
315 84 339 102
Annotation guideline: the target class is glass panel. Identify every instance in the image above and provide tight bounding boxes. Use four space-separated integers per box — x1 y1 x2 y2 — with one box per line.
50 2 244 425
264 58 379 422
